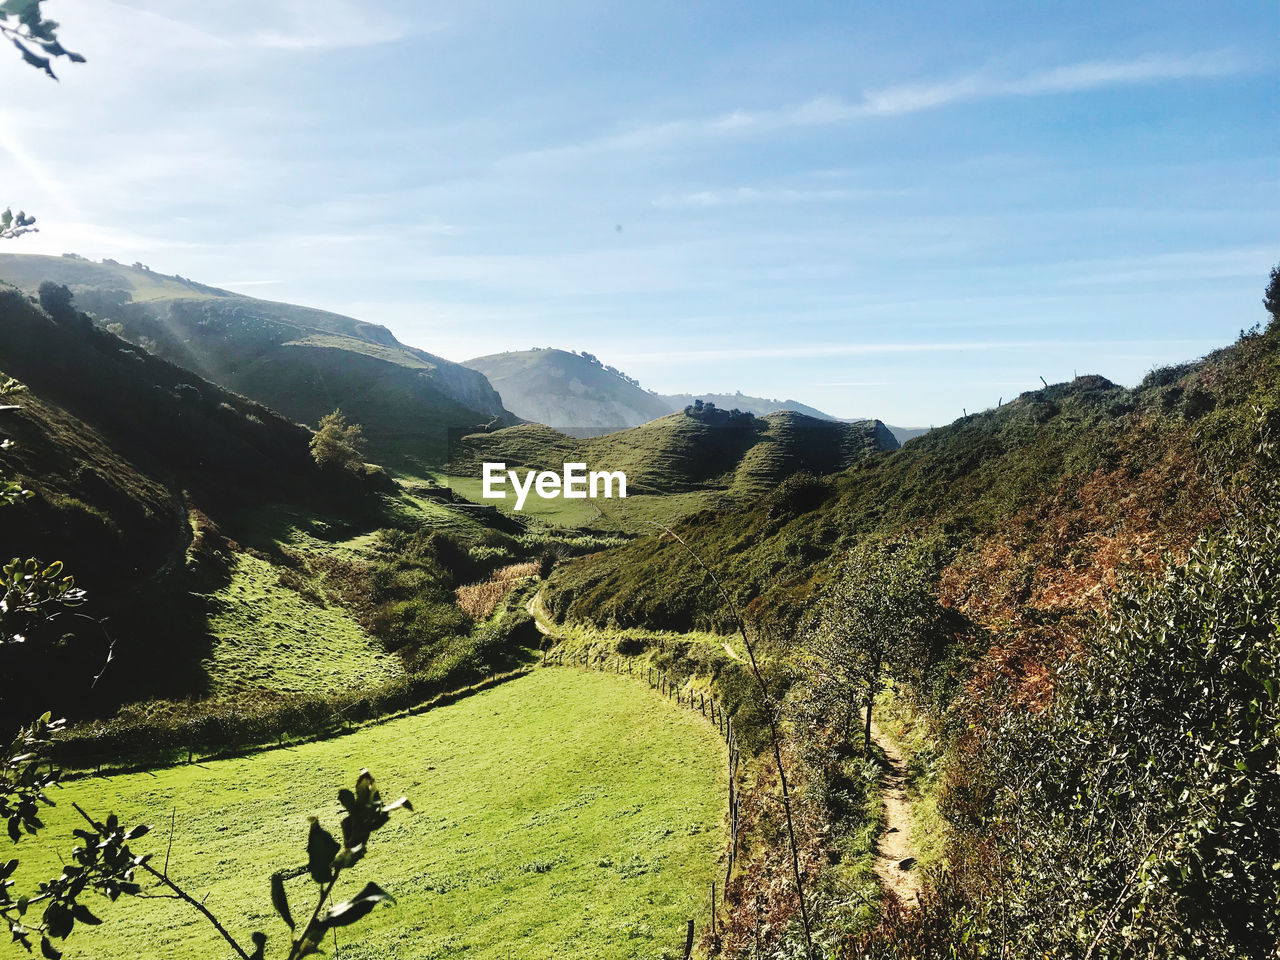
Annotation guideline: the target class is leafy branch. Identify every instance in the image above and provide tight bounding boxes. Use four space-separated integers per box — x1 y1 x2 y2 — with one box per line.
0 0 84 80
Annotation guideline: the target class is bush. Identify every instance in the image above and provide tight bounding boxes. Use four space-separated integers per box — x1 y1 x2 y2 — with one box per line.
961 454 1280 957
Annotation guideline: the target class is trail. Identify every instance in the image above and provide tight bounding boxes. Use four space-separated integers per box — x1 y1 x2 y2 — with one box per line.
870 721 921 905
526 590 552 635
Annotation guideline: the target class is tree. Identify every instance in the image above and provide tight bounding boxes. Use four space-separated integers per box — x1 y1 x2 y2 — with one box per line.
804 540 947 751
1265 262 1280 324
310 409 366 471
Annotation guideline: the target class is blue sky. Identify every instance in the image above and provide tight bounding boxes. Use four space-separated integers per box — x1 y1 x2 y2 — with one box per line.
1 1 1275 426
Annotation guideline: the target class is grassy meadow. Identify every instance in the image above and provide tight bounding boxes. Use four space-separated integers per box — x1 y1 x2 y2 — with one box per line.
203 552 405 696
15 670 727 960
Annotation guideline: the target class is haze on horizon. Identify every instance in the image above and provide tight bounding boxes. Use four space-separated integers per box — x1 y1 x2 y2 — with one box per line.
0 0 1275 426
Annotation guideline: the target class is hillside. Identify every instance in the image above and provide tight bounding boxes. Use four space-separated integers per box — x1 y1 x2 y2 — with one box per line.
0 284 390 723
464 348 673 437
447 407 899 497
0 254 514 466
542 327 1280 639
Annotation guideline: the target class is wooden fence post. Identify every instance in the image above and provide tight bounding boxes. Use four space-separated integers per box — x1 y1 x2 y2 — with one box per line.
683 918 695 960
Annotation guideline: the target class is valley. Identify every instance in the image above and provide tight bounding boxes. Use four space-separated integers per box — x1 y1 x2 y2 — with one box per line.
2 258 1278 960
1 6 1274 959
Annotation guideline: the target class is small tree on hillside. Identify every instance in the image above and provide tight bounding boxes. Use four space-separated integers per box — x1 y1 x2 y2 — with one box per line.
310 409 366 471
1265 262 1280 324
804 540 948 751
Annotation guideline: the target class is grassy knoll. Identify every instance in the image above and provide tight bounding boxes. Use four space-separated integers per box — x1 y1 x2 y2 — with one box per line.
203 552 405 695
17 670 726 960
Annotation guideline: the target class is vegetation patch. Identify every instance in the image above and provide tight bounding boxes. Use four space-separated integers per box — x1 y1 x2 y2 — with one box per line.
203 551 405 696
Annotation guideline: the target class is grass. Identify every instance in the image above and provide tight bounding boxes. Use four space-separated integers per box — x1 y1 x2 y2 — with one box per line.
18 670 728 960
203 552 405 696
528 590 744 660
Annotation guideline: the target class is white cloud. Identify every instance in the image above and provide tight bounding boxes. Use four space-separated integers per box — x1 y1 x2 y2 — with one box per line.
512 51 1246 164
624 338 1211 364
652 185 892 208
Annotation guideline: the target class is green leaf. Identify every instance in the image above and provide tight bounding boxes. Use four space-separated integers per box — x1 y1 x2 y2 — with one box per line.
270 872 293 928
305 819 339 885
319 881 395 929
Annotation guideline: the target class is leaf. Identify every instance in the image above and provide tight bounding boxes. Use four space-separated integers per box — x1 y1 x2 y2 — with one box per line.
306 818 339 884
270 873 293 929
39 936 61 960
248 932 267 960
70 904 101 926
319 881 395 929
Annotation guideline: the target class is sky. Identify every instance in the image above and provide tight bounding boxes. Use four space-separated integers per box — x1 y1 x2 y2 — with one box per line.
0 0 1276 426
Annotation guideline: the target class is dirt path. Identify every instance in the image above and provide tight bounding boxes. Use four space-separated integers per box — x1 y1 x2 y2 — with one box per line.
870 721 921 905
526 590 552 635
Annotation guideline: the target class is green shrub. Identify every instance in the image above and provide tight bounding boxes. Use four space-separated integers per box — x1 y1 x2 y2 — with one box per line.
964 455 1280 957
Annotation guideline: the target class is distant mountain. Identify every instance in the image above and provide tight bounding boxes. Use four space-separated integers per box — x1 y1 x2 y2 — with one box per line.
0 254 515 466
449 407 899 496
464 349 672 437
883 424 928 445
661 392 837 421
462 349 926 447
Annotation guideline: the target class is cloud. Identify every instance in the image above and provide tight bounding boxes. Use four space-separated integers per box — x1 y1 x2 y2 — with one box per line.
513 51 1245 164
624 338 1210 364
651 185 891 208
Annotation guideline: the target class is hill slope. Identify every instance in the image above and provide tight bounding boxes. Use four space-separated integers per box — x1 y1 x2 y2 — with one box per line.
448 407 899 497
0 254 514 466
0 285 389 722
543 326 1280 638
464 348 672 437
465 348 926 445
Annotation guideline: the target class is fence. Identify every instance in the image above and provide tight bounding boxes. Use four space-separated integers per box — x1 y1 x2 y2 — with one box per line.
541 644 742 956
52 665 538 780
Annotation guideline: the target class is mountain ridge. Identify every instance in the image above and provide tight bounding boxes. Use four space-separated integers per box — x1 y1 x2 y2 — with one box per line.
0 253 515 466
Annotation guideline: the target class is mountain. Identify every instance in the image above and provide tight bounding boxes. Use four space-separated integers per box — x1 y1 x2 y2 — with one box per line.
883 424 929 445
448 407 899 496
463 348 926 446
464 348 672 437
0 254 514 466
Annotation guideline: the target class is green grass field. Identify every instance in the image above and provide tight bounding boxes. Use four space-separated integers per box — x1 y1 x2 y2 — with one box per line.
16 670 727 960
203 552 405 695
